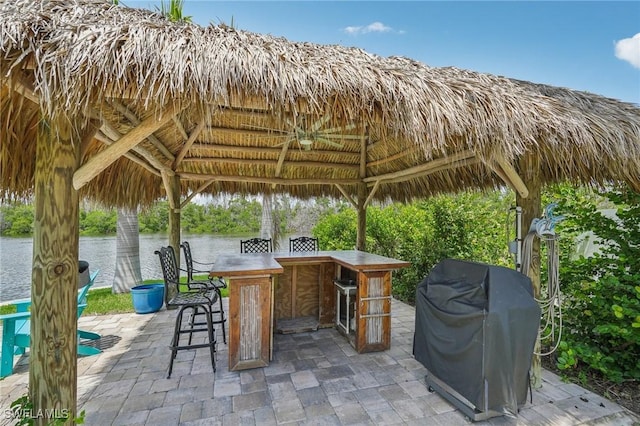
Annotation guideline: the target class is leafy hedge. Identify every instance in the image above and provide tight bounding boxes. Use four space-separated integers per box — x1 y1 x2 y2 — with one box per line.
313 190 513 304
552 185 640 382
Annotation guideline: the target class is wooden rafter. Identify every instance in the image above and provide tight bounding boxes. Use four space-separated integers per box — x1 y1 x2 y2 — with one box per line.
182 157 359 171
73 103 183 190
179 172 357 186
368 147 418 167
109 100 175 162
363 150 475 183
94 132 160 176
490 158 529 198
180 179 216 208
174 119 206 169
377 157 480 184
161 169 177 210
90 112 170 174
190 143 361 160
364 180 380 208
172 116 189 140
335 184 358 208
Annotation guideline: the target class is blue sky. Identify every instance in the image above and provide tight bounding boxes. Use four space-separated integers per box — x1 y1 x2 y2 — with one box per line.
127 1 640 105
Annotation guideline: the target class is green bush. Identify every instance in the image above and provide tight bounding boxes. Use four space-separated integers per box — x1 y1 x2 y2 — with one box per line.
313 190 512 304
553 184 640 382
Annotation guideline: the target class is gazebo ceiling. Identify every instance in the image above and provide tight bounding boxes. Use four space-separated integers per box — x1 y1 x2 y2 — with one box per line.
1 0 639 207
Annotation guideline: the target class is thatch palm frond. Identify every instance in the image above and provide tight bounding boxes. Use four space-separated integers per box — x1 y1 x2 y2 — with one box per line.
0 0 638 208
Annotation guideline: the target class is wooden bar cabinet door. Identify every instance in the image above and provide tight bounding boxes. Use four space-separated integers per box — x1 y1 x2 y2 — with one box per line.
229 276 272 371
356 271 392 353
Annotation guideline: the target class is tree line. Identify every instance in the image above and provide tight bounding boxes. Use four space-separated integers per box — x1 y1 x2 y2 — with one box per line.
2 185 638 383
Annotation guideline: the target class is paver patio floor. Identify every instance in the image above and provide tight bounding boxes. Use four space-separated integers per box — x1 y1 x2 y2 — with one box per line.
1 299 638 425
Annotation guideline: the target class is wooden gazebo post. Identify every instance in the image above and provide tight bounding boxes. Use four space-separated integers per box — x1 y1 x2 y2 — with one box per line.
30 116 95 423
162 171 181 303
516 153 542 388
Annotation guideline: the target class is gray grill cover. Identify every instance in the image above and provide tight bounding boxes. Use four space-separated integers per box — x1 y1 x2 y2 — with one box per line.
413 259 540 418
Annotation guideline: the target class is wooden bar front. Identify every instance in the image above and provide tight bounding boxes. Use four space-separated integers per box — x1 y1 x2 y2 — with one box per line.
211 250 409 371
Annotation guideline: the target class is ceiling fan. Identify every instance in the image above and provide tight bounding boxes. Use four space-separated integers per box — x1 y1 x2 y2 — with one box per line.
243 113 361 151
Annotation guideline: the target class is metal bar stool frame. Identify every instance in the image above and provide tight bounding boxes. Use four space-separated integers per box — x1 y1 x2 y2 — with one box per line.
155 246 217 378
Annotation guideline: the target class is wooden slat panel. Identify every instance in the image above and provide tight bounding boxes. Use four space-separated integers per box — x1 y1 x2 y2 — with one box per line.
318 263 336 327
295 264 320 317
229 276 272 371
275 266 292 320
356 271 391 353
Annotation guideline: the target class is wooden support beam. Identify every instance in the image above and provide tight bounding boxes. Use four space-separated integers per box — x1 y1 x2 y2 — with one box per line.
335 184 358 208
497 158 529 198
357 134 368 251
516 153 542 388
364 180 380 208
94 132 161 176
190 143 361 160
367 147 418 167
167 174 181 304
178 172 357 186
180 179 216 208
80 119 101 160
172 116 189 140
182 157 360 171
363 150 475 183
109 100 175 162
31 115 83 421
161 169 177 211
73 103 183 190
174 119 206 169
375 157 480 185
91 114 170 174
275 140 291 178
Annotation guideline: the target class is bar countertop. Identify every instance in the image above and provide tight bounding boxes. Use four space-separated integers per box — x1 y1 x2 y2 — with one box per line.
210 250 410 277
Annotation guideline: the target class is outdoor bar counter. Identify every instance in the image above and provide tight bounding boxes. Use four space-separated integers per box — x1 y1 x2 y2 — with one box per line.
210 250 410 371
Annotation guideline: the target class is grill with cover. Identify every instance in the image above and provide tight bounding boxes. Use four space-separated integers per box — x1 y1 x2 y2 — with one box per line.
413 259 541 421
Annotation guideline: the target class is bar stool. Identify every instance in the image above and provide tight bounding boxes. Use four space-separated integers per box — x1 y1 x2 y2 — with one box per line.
155 246 217 378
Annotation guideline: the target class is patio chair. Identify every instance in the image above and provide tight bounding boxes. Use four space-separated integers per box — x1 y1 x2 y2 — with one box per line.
180 241 227 344
0 269 102 378
240 237 273 253
289 236 319 252
155 246 217 378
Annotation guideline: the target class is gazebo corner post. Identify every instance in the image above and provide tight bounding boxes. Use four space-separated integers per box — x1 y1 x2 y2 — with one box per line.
356 183 367 251
30 115 90 424
166 173 181 304
516 152 543 389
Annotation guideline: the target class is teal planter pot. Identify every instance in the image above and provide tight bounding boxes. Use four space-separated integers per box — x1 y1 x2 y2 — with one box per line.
131 284 164 314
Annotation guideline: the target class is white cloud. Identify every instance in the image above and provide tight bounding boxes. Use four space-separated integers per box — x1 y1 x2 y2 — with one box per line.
614 33 640 69
343 21 401 36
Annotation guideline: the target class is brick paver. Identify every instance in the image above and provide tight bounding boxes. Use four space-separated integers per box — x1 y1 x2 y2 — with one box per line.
1 298 638 425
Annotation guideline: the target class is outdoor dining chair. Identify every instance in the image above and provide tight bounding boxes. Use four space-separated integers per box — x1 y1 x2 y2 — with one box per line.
240 237 273 253
155 245 217 378
289 236 319 252
180 241 227 344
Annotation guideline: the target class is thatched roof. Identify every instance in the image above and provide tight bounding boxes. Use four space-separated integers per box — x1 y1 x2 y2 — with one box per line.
1 0 639 207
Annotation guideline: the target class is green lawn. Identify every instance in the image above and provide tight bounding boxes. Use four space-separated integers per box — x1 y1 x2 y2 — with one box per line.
0 276 229 316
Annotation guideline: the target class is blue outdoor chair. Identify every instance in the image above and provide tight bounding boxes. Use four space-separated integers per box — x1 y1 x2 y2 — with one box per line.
0 270 101 378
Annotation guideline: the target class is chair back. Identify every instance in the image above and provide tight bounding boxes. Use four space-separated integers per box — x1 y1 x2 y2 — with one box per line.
180 241 196 281
155 246 181 297
289 236 319 252
78 270 100 306
240 237 273 253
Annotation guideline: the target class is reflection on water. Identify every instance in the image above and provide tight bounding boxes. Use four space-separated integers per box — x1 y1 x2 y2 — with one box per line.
0 234 286 302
